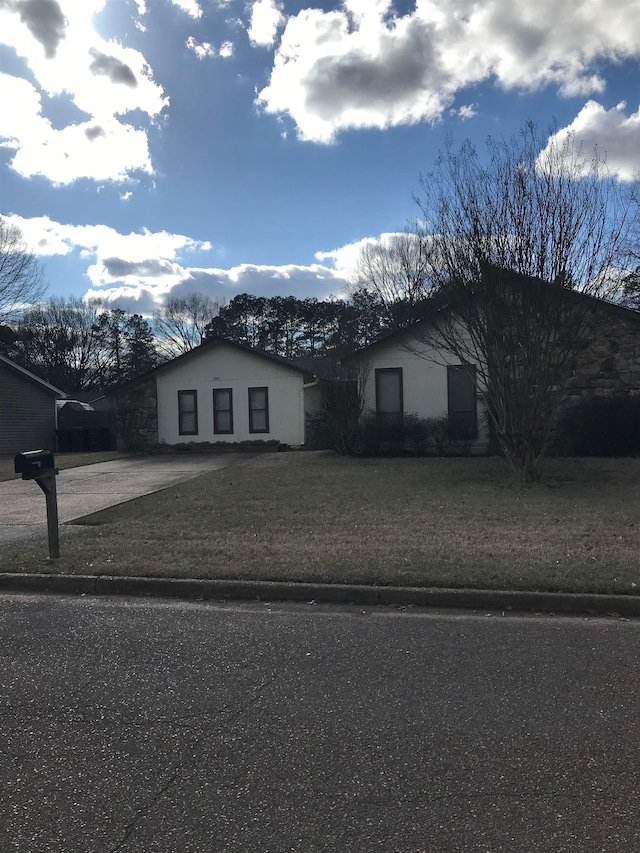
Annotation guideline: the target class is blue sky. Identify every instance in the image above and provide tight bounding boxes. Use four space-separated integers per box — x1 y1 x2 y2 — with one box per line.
1 0 639 315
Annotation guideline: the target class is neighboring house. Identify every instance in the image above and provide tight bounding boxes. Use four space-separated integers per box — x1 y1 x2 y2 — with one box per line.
0 355 65 455
109 337 315 450
343 277 640 455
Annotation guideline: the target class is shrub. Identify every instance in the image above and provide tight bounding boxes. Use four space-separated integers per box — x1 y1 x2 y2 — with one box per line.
357 412 474 457
421 415 473 457
555 395 640 457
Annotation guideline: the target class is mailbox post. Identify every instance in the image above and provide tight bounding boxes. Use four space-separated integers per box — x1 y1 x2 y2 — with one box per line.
14 450 60 559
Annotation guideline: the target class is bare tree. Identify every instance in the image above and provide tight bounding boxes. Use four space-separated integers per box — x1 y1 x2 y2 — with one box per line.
360 123 637 482
309 358 370 456
0 216 46 319
420 125 638 481
154 292 226 356
13 298 102 390
351 231 431 327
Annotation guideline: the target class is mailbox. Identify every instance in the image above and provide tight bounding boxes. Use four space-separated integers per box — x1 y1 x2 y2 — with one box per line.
14 449 57 480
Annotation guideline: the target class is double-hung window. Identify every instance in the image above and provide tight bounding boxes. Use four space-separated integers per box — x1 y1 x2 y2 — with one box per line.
447 365 477 440
178 390 198 435
213 388 233 435
375 368 403 423
248 387 269 433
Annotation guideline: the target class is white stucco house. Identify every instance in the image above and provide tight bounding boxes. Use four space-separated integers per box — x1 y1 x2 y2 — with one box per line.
110 337 315 449
343 323 490 453
343 266 640 456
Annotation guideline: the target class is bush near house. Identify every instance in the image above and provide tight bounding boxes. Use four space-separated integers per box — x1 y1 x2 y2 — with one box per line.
358 412 474 457
555 396 640 457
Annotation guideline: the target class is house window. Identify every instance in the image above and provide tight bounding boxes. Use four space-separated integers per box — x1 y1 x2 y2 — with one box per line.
375 368 403 422
178 390 198 435
248 387 269 433
213 388 233 434
447 365 477 440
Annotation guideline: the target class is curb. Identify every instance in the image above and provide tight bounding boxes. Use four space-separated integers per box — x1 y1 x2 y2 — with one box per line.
0 572 639 616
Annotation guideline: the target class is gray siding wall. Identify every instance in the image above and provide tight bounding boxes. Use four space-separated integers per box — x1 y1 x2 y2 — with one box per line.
0 366 57 454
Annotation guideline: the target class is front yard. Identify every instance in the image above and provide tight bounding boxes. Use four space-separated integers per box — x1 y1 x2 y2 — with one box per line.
2 452 640 595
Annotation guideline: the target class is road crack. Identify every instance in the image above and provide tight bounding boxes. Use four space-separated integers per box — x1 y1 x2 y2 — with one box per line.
107 671 280 851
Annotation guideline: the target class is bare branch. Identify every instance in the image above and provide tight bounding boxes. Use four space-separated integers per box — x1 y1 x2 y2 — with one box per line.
0 216 46 319
412 124 639 481
154 292 226 356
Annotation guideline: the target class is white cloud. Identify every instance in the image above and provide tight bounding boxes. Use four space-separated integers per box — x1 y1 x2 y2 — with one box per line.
168 0 202 18
247 0 284 48
0 73 154 183
256 0 640 142
185 36 216 59
185 35 234 59
4 213 348 311
540 101 640 182
84 262 348 312
457 104 476 120
119 191 133 201
4 212 209 265
0 0 167 184
316 231 406 280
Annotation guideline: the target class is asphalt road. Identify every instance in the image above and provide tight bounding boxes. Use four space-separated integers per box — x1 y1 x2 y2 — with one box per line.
1 596 640 852
0 454 251 551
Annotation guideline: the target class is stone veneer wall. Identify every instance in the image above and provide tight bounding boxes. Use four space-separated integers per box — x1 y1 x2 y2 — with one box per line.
562 309 640 406
111 376 158 451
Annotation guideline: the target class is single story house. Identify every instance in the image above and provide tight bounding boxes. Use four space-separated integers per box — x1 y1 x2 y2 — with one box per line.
343 268 640 455
109 337 316 450
0 355 65 455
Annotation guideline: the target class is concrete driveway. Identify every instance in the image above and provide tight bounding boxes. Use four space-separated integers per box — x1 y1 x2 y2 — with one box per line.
0 453 251 551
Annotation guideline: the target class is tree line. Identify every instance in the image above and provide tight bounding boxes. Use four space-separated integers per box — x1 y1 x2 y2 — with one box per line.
0 282 410 394
203 289 419 357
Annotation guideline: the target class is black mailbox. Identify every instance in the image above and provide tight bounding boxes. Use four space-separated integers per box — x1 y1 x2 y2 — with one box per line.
14 450 57 480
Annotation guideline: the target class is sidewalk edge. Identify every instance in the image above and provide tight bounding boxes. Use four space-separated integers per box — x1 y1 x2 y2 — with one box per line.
0 573 639 616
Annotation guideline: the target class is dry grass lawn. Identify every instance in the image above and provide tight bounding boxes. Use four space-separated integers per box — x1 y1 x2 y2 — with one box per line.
2 452 640 594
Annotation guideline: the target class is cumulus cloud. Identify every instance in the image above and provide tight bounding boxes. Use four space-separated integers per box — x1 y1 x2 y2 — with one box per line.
84 124 105 141
316 231 406 280
540 101 640 182
219 41 234 58
256 0 640 142
0 0 167 183
88 47 137 87
85 262 348 312
101 257 184 280
2 213 352 312
15 0 67 58
3 212 209 267
0 73 154 183
247 0 284 48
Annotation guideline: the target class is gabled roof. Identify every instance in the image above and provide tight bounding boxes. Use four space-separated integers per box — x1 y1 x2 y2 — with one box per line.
341 321 429 362
109 335 314 394
290 355 354 380
0 355 65 397
343 266 640 362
